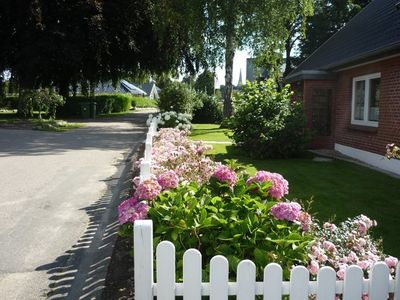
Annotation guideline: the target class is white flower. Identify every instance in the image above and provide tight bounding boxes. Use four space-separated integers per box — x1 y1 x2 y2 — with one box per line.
164 114 171 121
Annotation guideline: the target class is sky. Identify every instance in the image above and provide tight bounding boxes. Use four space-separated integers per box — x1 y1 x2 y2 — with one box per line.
215 50 249 88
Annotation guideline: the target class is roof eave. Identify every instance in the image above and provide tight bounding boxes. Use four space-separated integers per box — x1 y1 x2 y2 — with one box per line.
285 70 337 83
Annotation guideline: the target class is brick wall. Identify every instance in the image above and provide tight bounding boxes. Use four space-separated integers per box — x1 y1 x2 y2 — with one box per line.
334 56 400 155
291 80 336 149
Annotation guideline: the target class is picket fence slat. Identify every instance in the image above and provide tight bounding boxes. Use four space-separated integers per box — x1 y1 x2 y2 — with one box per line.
156 241 175 300
183 249 202 300
369 262 390 300
395 263 400 300
210 255 229 300
316 267 336 300
263 263 282 300
290 266 309 300
134 220 153 300
140 160 151 181
237 260 256 300
343 265 363 300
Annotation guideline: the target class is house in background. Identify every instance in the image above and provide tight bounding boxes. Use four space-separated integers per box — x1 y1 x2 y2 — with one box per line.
286 0 400 175
120 80 147 96
135 82 160 99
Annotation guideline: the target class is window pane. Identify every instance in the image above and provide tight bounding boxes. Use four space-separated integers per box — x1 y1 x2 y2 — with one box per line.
368 78 380 122
354 80 365 120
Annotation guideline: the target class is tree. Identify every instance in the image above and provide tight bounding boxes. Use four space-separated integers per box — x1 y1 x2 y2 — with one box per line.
0 0 199 116
158 0 313 117
299 0 371 60
194 70 215 96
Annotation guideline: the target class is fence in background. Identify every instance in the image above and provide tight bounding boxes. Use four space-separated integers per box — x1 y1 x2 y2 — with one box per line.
140 119 157 181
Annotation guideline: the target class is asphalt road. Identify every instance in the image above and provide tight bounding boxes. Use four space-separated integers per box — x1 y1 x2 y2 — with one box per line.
0 113 148 299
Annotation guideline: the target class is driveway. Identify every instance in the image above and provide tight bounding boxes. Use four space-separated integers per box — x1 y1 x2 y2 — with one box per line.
0 112 149 299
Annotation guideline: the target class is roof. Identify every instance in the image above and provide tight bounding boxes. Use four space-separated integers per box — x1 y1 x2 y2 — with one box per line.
139 83 155 96
287 0 400 81
120 80 147 96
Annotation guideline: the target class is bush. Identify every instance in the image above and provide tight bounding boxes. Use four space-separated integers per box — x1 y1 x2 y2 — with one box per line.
229 80 309 158
58 93 134 117
0 96 18 109
146 111 192 131
157 81 199 114
133 96 157 108
192 93 223 123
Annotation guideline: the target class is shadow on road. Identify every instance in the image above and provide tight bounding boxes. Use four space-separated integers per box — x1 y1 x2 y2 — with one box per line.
34 130 142 299
0 112 150 157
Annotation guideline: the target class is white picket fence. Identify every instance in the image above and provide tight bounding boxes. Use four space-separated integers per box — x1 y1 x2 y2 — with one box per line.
134 220 399 300
135 120 399 299
140 119 157 181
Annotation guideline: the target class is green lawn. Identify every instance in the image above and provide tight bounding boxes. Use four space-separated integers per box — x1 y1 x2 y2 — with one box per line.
190 123 400 258
0 111 84 131
190 123 232 142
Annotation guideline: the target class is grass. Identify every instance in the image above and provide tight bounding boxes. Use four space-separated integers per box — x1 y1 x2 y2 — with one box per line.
190 123 400 258
190 123 232 142
0 111 84 131
134 97 158 108
33 119 84 132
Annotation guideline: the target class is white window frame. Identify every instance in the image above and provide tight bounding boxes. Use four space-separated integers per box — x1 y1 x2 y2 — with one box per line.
351 72 381 127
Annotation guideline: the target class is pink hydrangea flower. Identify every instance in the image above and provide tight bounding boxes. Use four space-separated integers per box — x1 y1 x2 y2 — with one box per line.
308 260 319 275
270 201 301 222
323 241 337 252
118 196 149 224
212 165 237 186
134 178 162 201
246 170 288 199
157 170 179 190
298 211 312 232
385 256 398 268
336 266 347 280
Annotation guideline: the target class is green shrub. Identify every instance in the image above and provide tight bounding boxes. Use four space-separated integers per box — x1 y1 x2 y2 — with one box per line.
147 175 313 280
0 96 18 109
58 93 134 117
229 80 309 158
192 93 223 124
134 96 157 108
157 81 198 114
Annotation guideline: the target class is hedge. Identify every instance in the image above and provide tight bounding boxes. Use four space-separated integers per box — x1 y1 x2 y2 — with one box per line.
57 93 135 117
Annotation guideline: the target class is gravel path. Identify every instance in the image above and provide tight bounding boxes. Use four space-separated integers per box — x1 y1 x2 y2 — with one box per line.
0 112 149 299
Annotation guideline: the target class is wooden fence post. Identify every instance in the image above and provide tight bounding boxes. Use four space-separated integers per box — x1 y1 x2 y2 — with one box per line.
134 220 154 300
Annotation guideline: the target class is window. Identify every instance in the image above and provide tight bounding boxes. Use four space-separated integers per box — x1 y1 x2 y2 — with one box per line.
351 73 381 127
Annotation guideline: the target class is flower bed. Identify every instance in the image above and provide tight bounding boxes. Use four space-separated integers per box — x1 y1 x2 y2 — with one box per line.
119 124 397 281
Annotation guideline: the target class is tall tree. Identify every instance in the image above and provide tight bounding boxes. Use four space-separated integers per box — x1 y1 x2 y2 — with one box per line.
0 0 198 115
158 0 313 117
194 70 215 96
299 0 371 60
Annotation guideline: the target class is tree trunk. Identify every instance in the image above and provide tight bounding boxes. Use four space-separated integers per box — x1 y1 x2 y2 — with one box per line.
283 37 293 78
223 29 236 118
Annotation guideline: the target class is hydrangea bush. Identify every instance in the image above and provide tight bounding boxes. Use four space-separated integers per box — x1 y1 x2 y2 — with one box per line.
146 111 192 131
149 128 218 184
307 215 397 279
117 119 397 282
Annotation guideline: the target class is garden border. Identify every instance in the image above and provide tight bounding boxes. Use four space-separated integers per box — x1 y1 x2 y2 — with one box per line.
134 121 399 299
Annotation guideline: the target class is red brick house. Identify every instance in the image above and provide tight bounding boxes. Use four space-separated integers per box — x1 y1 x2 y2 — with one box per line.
286 0 400 175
